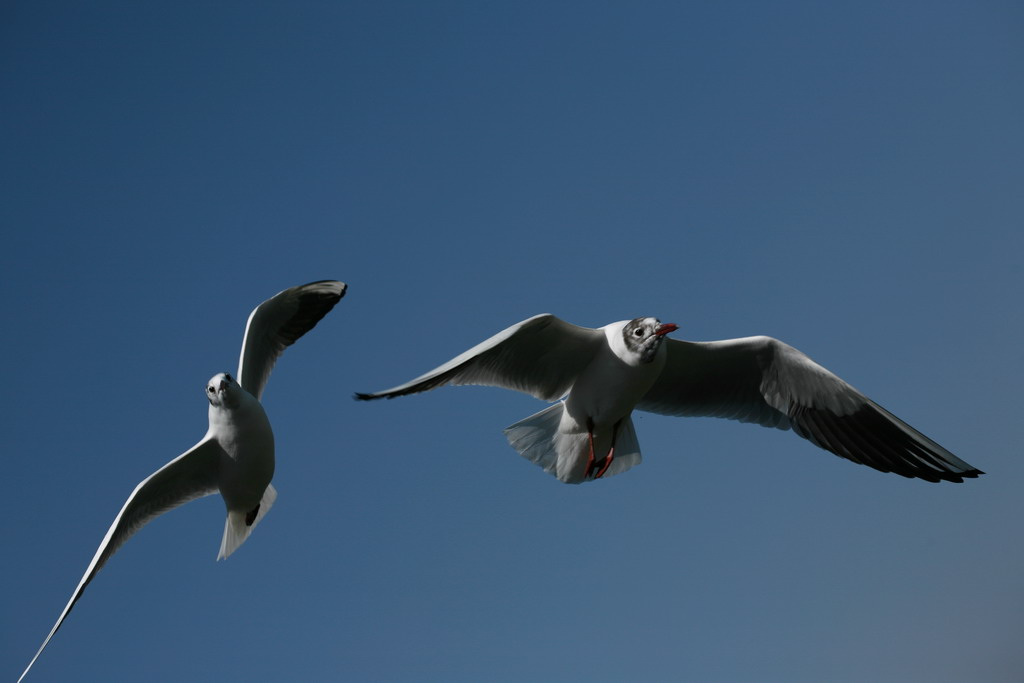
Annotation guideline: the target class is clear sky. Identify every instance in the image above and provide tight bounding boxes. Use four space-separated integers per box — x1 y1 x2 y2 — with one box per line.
2 2 1022 682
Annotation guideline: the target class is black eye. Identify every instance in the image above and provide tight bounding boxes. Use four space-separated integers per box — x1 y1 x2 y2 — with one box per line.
634 328 643 337
208 386 215 393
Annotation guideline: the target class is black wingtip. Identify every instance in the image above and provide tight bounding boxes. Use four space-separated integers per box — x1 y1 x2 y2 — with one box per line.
905 466 983 484
353 392 376 401
327 280 348 300
308 279 347 294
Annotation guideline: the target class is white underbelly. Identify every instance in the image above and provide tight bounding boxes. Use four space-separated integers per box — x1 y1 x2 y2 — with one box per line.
215 411 275 511
564 349 663 429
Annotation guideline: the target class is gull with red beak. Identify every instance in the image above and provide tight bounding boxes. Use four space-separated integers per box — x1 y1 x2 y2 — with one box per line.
19 280 346 683
356 313 982 485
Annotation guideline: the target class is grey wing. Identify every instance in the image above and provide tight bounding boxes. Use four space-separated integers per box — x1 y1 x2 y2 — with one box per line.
637 336 983 483
17 438 222 683
356 314 605 402
236 280 347 400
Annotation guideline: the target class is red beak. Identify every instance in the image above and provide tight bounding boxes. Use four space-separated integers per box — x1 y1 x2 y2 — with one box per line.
654 323 678 337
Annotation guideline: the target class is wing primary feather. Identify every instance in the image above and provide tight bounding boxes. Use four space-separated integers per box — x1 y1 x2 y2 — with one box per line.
820 410 901 475
850 404 977 481
824 409 906 475
640 336 982 483
237 280 346 400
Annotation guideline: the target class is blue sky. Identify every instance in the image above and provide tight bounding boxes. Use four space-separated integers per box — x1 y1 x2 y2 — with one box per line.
2 2 1022 681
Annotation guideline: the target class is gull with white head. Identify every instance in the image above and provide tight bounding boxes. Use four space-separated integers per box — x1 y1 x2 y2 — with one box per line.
18 280 346 682
356 314 982 484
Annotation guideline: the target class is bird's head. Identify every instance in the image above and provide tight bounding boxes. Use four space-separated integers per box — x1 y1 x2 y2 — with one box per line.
206 372 241 408
621 317 678 363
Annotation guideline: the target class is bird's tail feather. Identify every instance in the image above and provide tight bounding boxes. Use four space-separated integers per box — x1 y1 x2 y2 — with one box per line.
504 403 566 478
217 483 277 561
504 403 642 483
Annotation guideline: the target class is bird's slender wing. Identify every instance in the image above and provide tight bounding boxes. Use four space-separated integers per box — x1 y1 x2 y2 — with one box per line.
236 280 347 401
637 336 982 482
18 438 222 683
356 314 605 402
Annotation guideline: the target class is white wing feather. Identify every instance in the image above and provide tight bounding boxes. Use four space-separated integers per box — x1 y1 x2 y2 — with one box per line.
236 280 346 400
18 438 222 683
638 336 981 482
356 314 605 402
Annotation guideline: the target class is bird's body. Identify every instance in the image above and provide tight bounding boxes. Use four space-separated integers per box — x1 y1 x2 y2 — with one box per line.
18 280 346 682
357 313 982 485
548 320 671 481
206 372 277 558
211 387 274 514
568 321 667 426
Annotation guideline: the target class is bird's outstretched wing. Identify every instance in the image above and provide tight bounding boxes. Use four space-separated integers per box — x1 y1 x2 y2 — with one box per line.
18 438 223 683
237 280 347 400
637 336 982 482
356 314 605 402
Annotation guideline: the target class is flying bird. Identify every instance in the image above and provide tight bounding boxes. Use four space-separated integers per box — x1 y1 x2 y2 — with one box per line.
356 314 981 485
18 280 347 683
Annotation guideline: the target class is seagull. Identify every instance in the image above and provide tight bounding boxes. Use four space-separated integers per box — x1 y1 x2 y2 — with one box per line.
356 314 982 485
18 280 346 683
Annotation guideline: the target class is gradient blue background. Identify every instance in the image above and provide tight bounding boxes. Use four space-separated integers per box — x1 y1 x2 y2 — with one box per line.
3 2 1022 681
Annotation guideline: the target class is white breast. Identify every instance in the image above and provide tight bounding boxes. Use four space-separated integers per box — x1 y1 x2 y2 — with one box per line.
563 324 667 427
209 391 275 511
